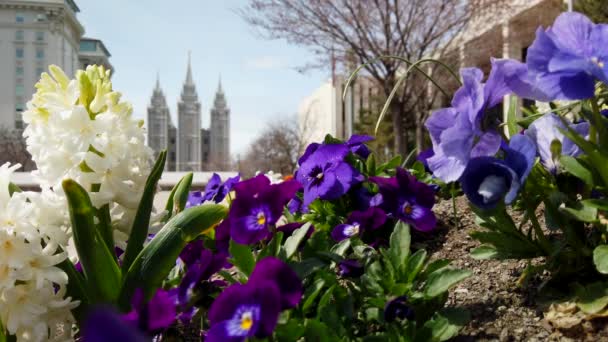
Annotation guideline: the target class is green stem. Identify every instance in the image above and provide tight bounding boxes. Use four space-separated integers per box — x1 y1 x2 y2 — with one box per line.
523 196 551 256
451 183 458 229
590 99 602 144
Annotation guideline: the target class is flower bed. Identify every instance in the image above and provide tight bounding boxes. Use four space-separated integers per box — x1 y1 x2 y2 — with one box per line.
1 10 608 342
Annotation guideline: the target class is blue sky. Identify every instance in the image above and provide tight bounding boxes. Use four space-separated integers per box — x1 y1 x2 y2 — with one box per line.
77 0 327 157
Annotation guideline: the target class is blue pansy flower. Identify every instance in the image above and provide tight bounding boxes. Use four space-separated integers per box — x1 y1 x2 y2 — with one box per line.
503 12 608 101
461 134 536 209
525 113 589 173
425 59 511 182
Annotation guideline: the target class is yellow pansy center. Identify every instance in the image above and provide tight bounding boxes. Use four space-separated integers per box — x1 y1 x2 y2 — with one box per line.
403 204 413 215
240 312 254 331
257 212 266 226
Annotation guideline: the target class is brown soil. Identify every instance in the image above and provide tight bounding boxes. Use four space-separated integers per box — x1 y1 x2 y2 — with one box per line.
425 197 608 342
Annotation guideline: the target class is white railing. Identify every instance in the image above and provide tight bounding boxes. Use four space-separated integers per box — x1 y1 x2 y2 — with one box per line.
12 171 239 191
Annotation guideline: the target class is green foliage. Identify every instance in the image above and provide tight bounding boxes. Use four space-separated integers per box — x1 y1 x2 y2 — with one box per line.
573 0 608 24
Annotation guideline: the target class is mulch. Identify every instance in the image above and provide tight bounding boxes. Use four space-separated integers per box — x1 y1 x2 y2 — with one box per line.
424 196 608 342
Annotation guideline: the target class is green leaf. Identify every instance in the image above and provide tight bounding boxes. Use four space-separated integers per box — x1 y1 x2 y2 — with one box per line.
304 319 336 342
583 199 608 211
95 204 114 258
366 153 376 175
560 202 598 222
576 282 608 314
173 172 193 214
421 259 451 280
62 179 121 303
292 258 328 279
470 245 498 260
122 150 167 272
275 320 306 341
423 269 471 298
57 258 90 323
258 232 283 260
506 95 519 137
594 245 608 274
229 240 256 276
302 277 326 312
119 204 227 309
560 155 594 186
162 176 183 223
404 249 427 283
282 222 312 260
415 308 470 342
388 221 411 270
8 182 21 197
330 239 351 257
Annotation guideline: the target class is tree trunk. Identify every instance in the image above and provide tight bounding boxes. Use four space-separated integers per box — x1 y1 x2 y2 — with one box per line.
415 113 425 154
391 101 408 157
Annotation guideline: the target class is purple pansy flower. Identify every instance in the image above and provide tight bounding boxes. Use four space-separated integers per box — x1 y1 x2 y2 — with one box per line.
425 59 511 182
331 207 387 241
384 296 415 322
525 113 589 173
177 240 227 311
503 12 608 102
187 174 240 208
249 257 303 309
296 143 364 206
122 288 176 333
461 135 536 209
207 282 280 342
353 187 384 211
207 257 302 342
346 134 374 159
338 259 364 278
83 307 149 342
371 169 437 232
417 148 434 172
228 175 300 245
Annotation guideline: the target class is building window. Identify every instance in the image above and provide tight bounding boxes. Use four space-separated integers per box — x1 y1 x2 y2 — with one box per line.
36 67 44 77
16 103 25 113
36 14 47 22
15 30 24 41
16 12 25 23
16 48 24 59
36 48 44 59
16 67 24 77
15 85 24 96
36 31 44 41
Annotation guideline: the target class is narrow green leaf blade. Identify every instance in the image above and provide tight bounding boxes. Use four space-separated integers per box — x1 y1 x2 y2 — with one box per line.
506 95 519 137
173 172 193 214
119 204 227 308
560 155 593 186
122 150 167 272
62 179 121 303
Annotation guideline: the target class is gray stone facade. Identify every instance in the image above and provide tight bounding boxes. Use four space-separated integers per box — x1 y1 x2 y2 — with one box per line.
209 80 230 171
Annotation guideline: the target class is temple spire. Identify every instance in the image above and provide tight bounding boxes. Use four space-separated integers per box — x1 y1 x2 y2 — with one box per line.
185 51 194 85
155 71 160 90
217 75 223 94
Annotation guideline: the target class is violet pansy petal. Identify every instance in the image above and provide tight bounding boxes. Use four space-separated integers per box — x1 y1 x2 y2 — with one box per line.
249 257 303 310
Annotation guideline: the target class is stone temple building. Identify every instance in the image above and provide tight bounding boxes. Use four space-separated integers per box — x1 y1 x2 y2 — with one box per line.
147 55 231 171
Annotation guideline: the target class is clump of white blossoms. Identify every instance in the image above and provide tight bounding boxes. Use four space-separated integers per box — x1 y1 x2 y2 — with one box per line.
0 163 78 341
0 65 154 341
23 65 153 250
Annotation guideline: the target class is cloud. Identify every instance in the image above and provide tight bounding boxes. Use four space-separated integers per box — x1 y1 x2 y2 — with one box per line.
244 56 288 70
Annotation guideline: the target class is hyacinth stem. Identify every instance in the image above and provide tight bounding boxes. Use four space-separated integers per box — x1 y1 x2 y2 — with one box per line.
522 195 551 255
